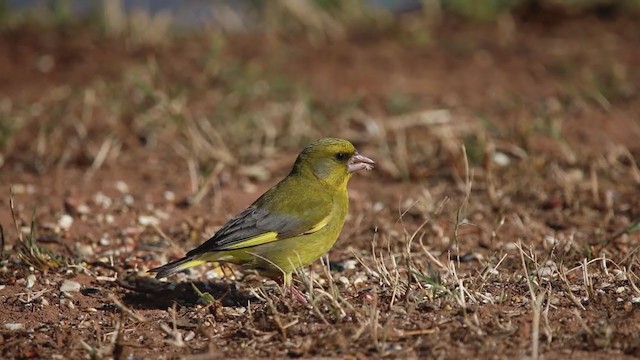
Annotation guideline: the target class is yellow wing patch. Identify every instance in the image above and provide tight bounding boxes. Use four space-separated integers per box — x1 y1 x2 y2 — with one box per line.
303 214 330 235
222 215 331 250
223 231 279 250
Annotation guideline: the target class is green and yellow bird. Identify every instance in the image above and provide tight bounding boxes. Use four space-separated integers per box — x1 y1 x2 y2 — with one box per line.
150 138 374 298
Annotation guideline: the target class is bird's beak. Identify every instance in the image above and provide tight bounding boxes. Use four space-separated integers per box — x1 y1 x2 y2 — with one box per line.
348 151 375 173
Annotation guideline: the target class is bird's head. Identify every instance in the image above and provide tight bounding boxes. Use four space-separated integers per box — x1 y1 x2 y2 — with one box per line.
292 138 374 189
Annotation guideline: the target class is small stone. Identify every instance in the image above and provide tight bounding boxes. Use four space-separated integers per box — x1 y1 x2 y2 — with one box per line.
492 152 511 167
76 244 94 257
67 301 75 310
184 331 195 342
3 323 24 331
26 274 36 289
77 204 91 215
60 280 81 293
164 191 176 202
94 192 113 208
631 297 640 304
598 282 612 289
115 181 130 194
58 214 74 231
543 235 557 248
342 260 358 270
613 269 627 281
99 237 111 246
40 297 49 306
138 215 159 226
123 194 134 206
616 286 626 294
372 202 385 213
338 276 349 286
353 275 367 286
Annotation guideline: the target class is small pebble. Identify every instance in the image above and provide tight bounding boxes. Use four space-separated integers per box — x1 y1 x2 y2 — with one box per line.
338 276 349 286
342 260 358 270
115 181 130 193
94 192 113 208
123 194 135 206
164 191 176 202
138 215 159 226
184 331 196 342
503 242 518 251
60 280 81 293
492 152 511 167
3 323 24 331
372 202 384 213
76 244 94 257
616 286 626 294
58 214 74 231
353 275 367 286
26 274 36 289
77 203 91 215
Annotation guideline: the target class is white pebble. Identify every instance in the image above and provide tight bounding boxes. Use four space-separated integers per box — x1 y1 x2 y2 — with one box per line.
77 203 91 215
503 242 519 251
616 286 626 294
123 194 135 206
543 235 558 248
60 280 81 293
3 323 24 331
26 274 36 289
353 275 367 286
631 297 640 304
164 191 176 202
99 237 111 246
338 276 349 286
492 152 511 167
94 192 113 208
76 244 94 257
138 215 159 226
613 269 627 281
58 214 74 231
115 181 130 194
184 331 195 342
342 260 358 270
372 202 384 213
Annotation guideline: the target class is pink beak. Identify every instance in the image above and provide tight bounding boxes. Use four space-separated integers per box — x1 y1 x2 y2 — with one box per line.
348 151 375 173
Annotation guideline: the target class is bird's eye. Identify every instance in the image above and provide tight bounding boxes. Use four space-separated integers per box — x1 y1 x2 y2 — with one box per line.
335 152 348 161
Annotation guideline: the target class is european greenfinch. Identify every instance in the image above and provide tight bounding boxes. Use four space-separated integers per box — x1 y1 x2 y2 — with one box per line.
150 138 374 299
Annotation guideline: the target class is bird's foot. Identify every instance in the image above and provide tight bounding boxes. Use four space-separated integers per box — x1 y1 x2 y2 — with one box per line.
284 285 308 304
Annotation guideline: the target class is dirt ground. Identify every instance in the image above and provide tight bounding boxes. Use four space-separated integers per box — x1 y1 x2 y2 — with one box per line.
1 13 640 359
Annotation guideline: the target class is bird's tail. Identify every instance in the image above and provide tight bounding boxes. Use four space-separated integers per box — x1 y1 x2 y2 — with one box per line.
149 255 210 279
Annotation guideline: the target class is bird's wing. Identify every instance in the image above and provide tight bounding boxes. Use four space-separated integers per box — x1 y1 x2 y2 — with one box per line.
186 183 332 256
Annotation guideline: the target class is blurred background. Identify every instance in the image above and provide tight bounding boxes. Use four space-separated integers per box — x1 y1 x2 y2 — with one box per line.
1 0 639 182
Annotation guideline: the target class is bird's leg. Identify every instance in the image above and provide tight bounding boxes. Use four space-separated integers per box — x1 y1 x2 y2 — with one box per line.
281 273 307 304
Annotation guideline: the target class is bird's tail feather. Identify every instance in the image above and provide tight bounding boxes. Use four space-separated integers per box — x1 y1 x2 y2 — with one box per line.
149 255 209 279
